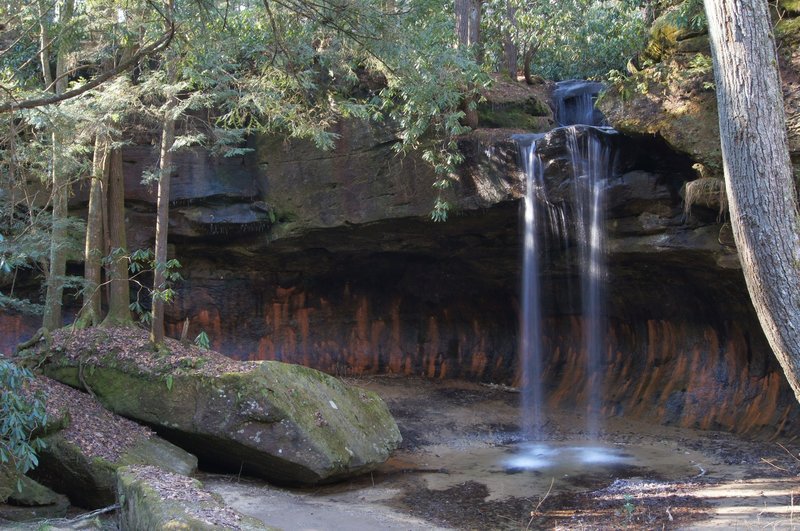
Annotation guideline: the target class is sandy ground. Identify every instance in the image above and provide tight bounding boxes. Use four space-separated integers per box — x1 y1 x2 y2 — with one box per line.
202 376 800 530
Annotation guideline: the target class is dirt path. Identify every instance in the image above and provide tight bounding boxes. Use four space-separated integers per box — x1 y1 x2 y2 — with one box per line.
204 376 800 530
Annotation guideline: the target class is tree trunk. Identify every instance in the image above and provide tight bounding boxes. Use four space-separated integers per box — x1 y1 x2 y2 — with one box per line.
150 90 177 345
455 0 482 60
41 0 74 332
704 0 800 403
77 136 109 327
41 138 68 331
37 0 53 89
102 147 133 326
455 0 482 126
502 3 518 80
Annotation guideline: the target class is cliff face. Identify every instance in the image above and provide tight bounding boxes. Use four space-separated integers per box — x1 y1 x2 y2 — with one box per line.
3 78 798 438
112 120 800 436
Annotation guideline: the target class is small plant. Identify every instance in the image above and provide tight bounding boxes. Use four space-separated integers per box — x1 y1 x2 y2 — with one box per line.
194 330 211 350
622 494 636 521
126 248 183 325
0 360 47 488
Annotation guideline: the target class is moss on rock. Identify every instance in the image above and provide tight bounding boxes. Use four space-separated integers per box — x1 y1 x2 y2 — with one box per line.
42 327 401 485
117 465 273 530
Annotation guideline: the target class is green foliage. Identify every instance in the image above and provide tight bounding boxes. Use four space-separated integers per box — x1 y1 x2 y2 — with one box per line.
194 331 211 350
127 249 183 325
674 0 707 31
483 0 648 81
0 361 47 480
621 494 636 521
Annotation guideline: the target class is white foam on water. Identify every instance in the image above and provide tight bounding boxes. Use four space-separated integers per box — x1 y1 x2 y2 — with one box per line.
503 443 630 471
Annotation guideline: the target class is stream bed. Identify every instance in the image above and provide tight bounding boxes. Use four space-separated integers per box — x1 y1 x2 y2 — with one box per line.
202 376 800 529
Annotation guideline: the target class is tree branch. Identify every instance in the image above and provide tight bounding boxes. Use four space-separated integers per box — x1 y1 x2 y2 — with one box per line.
0 24 175 114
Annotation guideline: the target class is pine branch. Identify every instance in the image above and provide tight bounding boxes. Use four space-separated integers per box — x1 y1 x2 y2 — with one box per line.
0 24 175 114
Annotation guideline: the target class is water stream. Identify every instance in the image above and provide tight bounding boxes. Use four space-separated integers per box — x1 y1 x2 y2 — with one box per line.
513 81 614 460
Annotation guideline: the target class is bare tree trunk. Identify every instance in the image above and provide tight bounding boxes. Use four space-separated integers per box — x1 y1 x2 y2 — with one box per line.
150 81 178 345
77 136 109 327
455 0 482 127
37 0 53 89
455 0 482 60
502 3 518 80
102 147 133 326
704 0 800 403
41 0 74 331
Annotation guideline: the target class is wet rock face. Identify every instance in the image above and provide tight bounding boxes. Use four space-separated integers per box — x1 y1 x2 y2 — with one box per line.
3 119 798 437
149 126 796 437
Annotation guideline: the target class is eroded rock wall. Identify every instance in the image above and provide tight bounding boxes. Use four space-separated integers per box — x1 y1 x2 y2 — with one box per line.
3 115 798 438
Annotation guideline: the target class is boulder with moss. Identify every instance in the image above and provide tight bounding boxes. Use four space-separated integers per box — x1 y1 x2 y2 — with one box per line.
40 327 402 485
117 465 274 530
27 376 197 509
0 475 69 522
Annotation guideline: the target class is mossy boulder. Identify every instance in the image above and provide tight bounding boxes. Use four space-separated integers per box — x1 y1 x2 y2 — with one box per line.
598 58 723 171
27 376 197 508
600 6 800 172
644 7 708 62
0 465 15 503
117 465 274 530
0 475 69 522
478 99 553 131
41 328 402 485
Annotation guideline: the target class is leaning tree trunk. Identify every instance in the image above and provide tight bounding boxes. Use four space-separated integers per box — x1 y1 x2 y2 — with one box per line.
102 147 133 326
704 0 800 403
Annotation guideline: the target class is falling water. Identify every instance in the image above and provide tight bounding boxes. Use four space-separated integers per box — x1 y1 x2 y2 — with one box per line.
515 81 612 442
553 80 606 127
566 127 612 438
516 134 569 440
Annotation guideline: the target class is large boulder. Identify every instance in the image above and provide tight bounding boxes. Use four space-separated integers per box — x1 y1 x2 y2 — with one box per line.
41 327 402 485
27 376 197 508
117 465 273 530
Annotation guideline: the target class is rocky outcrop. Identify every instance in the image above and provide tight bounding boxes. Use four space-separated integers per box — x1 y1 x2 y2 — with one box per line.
27 376 197 508
41 327 401 485
597 5 800 172
4 48 800 440
117 465 273 530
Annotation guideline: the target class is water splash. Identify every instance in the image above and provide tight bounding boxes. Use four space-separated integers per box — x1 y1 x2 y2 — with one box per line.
504 442 630 471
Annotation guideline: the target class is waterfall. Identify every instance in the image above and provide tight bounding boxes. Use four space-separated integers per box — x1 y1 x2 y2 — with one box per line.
516 134 569 440
553 80 606 127
566 127 612 438
515 80 613 442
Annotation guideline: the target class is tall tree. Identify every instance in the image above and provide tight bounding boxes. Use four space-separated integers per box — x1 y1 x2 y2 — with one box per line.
41 0 75 331
703 0 800 403
102 146 133 326
150 0 178 345
76 136 110 327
